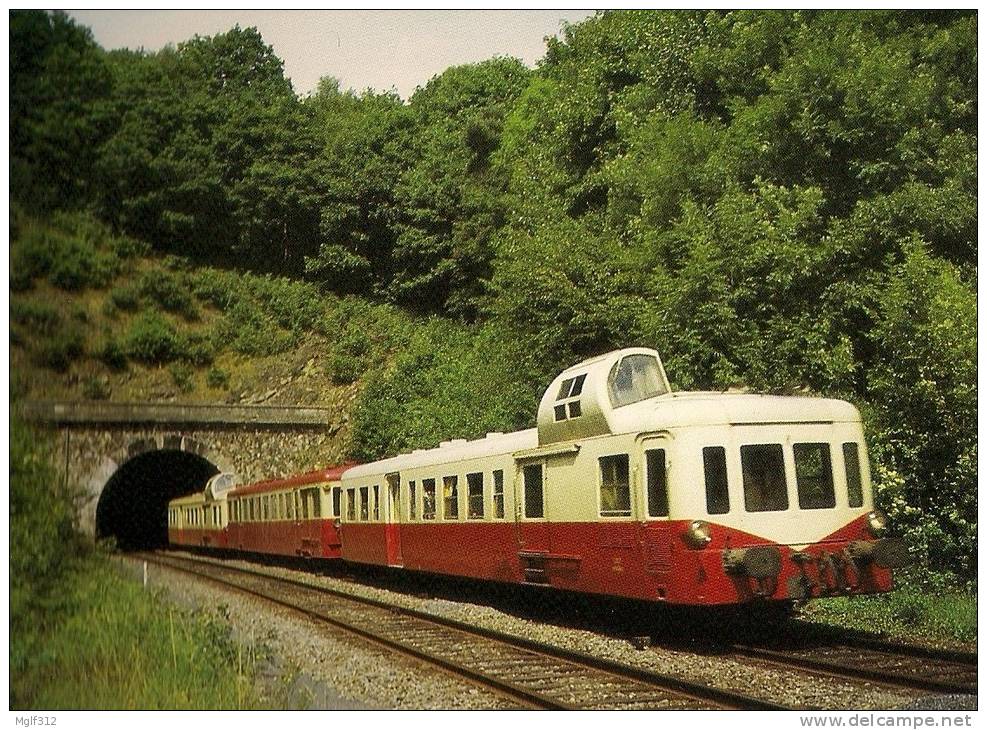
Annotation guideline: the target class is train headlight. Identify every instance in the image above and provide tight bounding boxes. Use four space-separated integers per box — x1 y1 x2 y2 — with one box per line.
684 520 712 548
867 510 889 536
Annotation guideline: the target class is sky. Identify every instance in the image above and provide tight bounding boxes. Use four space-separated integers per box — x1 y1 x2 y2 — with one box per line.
68 10 597 99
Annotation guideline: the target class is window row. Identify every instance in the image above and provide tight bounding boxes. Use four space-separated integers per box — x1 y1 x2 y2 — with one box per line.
347 470 508 523
169 505 221 527
230 486 342 524
702 442 865 515
518 450 669 521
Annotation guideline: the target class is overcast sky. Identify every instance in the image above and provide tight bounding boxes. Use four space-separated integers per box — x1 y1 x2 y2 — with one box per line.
69 10 597 99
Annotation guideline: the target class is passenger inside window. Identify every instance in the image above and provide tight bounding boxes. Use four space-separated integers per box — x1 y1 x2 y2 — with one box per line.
599 454 631 517
409 480 417 520
467 472 484 519
359 487 369 520
443 476 459 520
795 443 836 509
347 489 356 521
493 470 505 519
332 487 341 518
372 485 380 520
608 354 668 408
423 479 436 520
742 444 789 512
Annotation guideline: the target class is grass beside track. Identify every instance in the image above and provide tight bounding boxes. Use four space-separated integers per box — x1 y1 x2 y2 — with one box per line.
10 554 276 709
798 586 977 645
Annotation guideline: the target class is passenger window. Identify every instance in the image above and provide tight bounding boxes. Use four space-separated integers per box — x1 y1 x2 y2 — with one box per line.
263 496 270 521
332 487 341 517
467 472 484 519
493 470 505 519
443 476 459 520
278 494 285 520
703 447 730 515
311 488 321 519
646 449 669 517
372 485 380 521
599 454 631 517
286 493 294 520
522 464 544 519
742 444 789 512
301 492 309 520
843 443 864 508
422 479 437 520
346 489 356 521
359 487 369 520
795 443 836 509
409 481 417 521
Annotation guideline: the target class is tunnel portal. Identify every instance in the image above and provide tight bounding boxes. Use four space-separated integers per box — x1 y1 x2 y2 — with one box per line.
96 449 219 550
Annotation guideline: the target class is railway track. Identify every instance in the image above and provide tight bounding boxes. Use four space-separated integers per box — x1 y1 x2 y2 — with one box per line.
136 552 785 710
729 640 977 696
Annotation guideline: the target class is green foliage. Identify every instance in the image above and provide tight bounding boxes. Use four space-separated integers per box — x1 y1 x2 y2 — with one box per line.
802 585 977 644
169 362 195 392
11 557 271 709
350 321 539 461
138 269 199 320
108 283 142 312
32 326 85 371
10 213 122 291
10 299 62 335
206 367 230 389
96 337 128 371
125 310 182 364
82 375 111 400
9 417 82 680
865 243 976 582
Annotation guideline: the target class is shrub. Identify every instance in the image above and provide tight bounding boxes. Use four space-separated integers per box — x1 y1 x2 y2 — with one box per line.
126 311 181 364
97 338 128 371
139 270 199 321
218 300 295 356
179 330 216 367
48 237 119 291
10 299 62 335
206 367 230 389
109 283 142 312
169 362 195 393
82 376 111 400
32 328 85 371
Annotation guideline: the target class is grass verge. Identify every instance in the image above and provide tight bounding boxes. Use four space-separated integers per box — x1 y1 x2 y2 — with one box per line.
10 553 275 709
798 585 977 645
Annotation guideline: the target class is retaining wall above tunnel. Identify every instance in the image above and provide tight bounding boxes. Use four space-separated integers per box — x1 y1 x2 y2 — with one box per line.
19 401 350 541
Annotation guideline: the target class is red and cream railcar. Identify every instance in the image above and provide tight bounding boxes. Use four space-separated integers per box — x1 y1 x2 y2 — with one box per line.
224 466 350 559
338 347 908 607
168 473 238 549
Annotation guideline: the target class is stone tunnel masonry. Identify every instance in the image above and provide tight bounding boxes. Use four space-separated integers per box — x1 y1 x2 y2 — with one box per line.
21 401 350 538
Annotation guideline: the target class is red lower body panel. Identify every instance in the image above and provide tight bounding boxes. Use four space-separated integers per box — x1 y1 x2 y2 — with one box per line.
171 515 895 606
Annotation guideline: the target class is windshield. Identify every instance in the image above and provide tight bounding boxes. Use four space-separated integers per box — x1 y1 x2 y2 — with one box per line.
608 354 668 408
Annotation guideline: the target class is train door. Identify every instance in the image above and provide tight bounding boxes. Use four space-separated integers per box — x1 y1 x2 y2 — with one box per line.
385 472 403 567
514 458 551 583
639 436 673 592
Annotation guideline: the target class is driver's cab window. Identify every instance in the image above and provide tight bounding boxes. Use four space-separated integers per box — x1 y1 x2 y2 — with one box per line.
608 354 668 408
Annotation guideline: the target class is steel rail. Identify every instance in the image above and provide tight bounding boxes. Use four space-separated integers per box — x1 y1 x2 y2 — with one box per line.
730 643 977 695
139 552 787 710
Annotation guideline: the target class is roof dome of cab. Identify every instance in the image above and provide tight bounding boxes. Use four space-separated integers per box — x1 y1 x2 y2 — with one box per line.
537 347 671 445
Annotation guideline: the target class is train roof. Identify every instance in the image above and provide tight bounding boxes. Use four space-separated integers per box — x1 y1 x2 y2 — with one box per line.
229 464 355 498
342 429 537 481
170 491 207 507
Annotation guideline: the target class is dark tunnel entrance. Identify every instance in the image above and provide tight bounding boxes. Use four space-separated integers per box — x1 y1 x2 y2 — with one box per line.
96 450 219 550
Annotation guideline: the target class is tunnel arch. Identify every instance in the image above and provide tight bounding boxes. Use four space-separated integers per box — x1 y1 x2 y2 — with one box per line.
93 436 233 550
